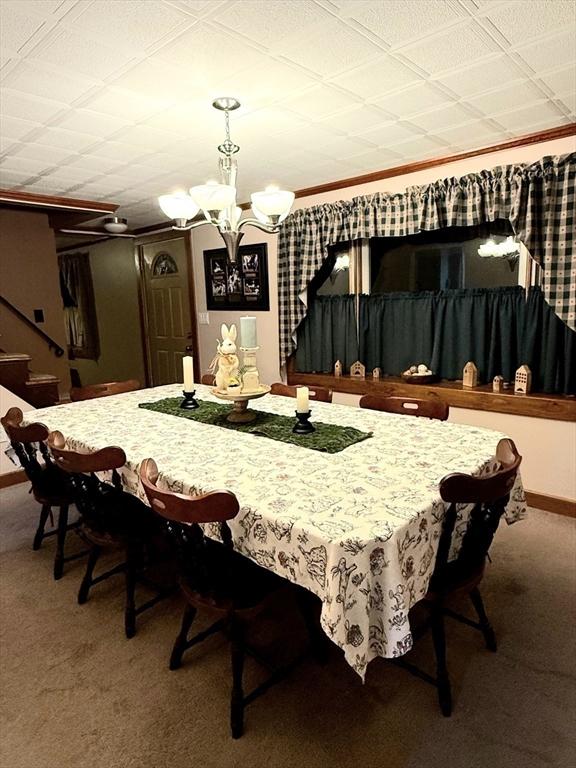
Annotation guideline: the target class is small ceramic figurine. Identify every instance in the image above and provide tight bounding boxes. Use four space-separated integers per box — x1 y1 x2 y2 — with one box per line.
334 360 342 378
211 323 240 392
463 361 479 388
372 367 381 380
493 375 504 393
514 364 532 395
350 361 365 379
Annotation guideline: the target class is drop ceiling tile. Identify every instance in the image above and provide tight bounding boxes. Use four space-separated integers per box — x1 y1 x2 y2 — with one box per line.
53 153 123 174
0 5 46 56
169 0 226 13
86 141 151 163
330 55 422 100
8 141 75 165
110 124 183 150
0 89 69 123
391 135 449 156
0 114 41 141
0 154 51 175
538 66 576 96
141 100 217 137
372 82 452 116
29 29 137 80
339 0 466 48
78 86 171 122
434 119 503 146
218 61 318 110
319 105 394 135
1 1 67 19
355 121 422 146
484 0 576 46
0 59 99 103
0 168 34 187
491 101 566 131
557 92 576 113
61 0 194 52
284 86 361 119
340 147 403 173
400 23 499 75
279 15 382 77
233 107 309 141
436 55 526 98
467 80 547 115
515 30 576 73
409 103 478 133
212 0 332 49
108 59 200 103
51 109 132 137
40 165 104 184
29 126 100 152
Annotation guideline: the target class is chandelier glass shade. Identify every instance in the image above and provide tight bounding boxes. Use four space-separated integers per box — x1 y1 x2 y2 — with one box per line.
157 98 294 261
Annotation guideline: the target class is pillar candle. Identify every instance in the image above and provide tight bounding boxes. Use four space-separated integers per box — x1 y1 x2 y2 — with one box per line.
296 386 309 414
183 356 194 391
240 316 257 348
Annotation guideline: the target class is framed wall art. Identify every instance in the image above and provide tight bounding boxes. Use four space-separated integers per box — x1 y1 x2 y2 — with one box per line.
203 243 270 311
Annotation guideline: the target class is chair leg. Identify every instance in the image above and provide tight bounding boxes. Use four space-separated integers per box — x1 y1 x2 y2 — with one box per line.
470 587 497 652
124 545 138 639
169 605 197 671
78 545 101 605
431 606 452 717
53 504 69 580
296 586 329 664
33 504 51 550
230 617 245 739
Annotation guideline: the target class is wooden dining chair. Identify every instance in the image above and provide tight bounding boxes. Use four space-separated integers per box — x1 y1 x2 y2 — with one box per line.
396 438 522 716
69 379 140 402
270 382 333 403
1 407 84 579
359 394 449 421
47 432 171 638
140 458 301 739
201 373 216 386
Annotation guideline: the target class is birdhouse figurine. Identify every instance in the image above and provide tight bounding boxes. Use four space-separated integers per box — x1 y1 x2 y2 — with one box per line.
462 361 478 388
372 367 381 380
334 360 342 378
514 364 532 395
350 361 366 379
492 375 504 393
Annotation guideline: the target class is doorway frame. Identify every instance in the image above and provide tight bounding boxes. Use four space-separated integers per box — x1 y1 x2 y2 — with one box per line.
134 230 200 388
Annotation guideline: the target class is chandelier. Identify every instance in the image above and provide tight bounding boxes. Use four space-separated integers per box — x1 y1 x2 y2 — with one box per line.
157 97 294 262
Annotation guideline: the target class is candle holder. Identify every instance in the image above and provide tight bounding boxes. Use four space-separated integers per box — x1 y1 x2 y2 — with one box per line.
293 410 315 434
180 390 199 410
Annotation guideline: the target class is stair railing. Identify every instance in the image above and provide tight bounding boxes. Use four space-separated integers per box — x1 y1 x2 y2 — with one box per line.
0 294 66 358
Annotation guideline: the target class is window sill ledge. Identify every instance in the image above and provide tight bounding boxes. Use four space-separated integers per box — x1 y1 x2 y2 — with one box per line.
286 372 576 422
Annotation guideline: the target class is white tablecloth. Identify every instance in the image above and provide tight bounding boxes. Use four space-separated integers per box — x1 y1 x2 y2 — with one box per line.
28 385 526 679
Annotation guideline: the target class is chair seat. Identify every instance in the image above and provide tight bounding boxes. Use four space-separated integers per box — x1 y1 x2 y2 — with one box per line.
80 487 162 543
31 466 73 506
180 542 283 617
425 560 485 601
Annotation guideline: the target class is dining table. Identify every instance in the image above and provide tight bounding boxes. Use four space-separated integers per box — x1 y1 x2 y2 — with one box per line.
26 383 526 680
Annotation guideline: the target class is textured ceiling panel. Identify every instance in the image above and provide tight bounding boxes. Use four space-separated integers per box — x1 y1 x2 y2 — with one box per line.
0 0 573 225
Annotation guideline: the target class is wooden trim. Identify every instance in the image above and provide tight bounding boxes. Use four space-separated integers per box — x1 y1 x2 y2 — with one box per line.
287 371 576 422
0 189 118 213
0 469 26 489
293 124 576 199
525 491 576 517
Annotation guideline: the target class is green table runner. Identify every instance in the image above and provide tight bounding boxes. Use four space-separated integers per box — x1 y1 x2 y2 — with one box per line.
138 398 371 454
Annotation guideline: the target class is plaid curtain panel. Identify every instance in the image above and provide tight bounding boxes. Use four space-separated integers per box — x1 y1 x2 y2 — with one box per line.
278 152 575 367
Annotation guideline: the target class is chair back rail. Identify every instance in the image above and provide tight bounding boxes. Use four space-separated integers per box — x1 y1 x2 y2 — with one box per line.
201 374 216 386
359 394 449 421
70 379 140 402
47 430 126 474
270 382 333 403
1 407 49 444
1 407 53 483
432 438 522 590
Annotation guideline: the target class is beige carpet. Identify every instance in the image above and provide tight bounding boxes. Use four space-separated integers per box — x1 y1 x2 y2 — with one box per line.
0 484 575 768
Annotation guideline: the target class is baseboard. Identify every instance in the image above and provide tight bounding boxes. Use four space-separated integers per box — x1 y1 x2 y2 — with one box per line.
525 491 576 518
0 469 27 489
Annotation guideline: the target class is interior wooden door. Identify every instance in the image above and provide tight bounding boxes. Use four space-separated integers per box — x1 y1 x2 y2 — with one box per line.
140 237 193 386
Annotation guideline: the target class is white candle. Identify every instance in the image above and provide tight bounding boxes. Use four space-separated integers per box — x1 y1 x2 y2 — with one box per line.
240 316 257 349
296 386 309 414
183 356 194 391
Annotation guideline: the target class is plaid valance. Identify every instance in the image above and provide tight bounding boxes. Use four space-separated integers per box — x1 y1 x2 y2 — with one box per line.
277 153 575 367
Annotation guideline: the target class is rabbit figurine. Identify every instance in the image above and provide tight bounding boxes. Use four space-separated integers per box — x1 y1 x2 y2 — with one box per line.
213 324 240 392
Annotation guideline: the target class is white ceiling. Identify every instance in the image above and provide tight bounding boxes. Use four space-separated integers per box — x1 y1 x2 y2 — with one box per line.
0 0 574 229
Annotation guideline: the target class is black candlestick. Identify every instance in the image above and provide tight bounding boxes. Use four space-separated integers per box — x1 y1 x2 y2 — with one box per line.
180 390 199 410
293 410 315 434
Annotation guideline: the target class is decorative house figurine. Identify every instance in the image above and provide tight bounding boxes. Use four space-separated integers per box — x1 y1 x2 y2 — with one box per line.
514 364 532 395
493 375 504 393
334 360 342 378
350 361 365 379
372 367 381 380
462 361 478 389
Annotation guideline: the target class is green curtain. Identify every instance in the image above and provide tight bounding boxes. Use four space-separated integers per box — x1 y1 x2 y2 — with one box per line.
359 292 436 374
430 286 525 382
295 295 358 373
523 287 575 394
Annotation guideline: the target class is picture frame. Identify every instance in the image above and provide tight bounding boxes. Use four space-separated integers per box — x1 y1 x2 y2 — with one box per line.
203 243 270 311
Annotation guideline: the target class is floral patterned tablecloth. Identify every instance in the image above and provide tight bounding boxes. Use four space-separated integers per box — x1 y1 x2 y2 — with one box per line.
28 384 526 680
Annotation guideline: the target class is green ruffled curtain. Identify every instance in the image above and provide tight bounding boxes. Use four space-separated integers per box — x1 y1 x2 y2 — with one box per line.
295 295 358 373
278 153 575 368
